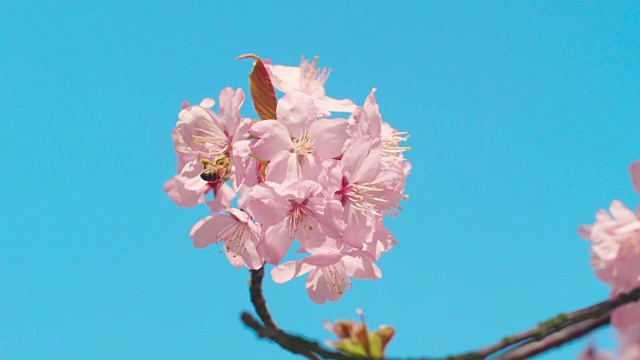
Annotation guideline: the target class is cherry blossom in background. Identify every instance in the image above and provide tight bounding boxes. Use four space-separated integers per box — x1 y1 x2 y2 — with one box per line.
578 160 640 358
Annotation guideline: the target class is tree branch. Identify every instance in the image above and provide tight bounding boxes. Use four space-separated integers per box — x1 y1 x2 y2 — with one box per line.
244 267 359 359
241 266 640 360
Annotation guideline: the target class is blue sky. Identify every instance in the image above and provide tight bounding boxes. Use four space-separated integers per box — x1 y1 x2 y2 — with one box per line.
2 1 639 359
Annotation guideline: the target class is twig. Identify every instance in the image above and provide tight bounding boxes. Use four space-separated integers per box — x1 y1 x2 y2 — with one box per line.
241 311 356 360
448 288 640 359
495 314 610 360
249 266 276 329
242 265 640 360
245 267 359 359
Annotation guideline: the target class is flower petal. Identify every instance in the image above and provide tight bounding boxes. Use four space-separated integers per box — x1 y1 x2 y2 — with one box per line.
276 92 317 139
250 120 294 161
309 118 349 159
260 217 295 264
190 215 237 248
271 260 313 284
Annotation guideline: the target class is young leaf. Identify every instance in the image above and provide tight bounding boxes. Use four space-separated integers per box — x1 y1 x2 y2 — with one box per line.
237 54 277 120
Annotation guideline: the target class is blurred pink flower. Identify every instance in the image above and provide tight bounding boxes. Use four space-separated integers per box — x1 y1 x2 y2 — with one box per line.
631 161 640 194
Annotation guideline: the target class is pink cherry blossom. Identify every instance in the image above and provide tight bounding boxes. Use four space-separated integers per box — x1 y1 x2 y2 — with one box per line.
245 181 345 264
579 200 640 331
271 250 381 304
250 91 349 186
167 56 410 304
190 208 263 270
579 200 640 275
264 56 356 116
165 88 252 208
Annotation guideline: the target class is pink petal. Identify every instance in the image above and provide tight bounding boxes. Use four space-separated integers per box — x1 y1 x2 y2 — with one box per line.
342 204 374 248
218 87 245 135
362 89 382 137
238 233 264 270
199 98 216 108
225 249 244 269
205 182 235 212
250 120 294 161
308 198 346 233
260 217 295 264
610 200 636 221
313 95 356 114
164 161 208 208
578 225 593 240
190 215 237 248
309 119 349 159
279 180 323 203
303 252 343 267
265 151 300 186
306 268 345 304
177 106 227 155
264 62 301 94
245 184 290 226
343 254 382 280
276 92 317 139
341 139 381 183
271 260 313 284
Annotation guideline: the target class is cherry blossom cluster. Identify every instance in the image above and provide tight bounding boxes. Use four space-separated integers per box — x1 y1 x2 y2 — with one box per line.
164 57 410 304
577 162 640 359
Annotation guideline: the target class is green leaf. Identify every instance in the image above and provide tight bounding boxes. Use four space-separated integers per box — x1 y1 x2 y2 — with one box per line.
335 339 368 357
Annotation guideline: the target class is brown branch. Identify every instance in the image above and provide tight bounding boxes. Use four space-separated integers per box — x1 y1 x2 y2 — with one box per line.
241 311 357 360
249 266 276 329
242 265 640 360
448 287 640 359
495 315 610 360
245 267 361 359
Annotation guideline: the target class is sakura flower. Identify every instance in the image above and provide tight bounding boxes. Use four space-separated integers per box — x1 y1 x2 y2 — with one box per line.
579 200 640 272
348 90 410 164
190 208 263 270
336 139 406 248
245 180 345 264
250 91 349 186
264 56 356 116
165 88 252 208
348 89 382 143
164 100 216 208
362 218 398 261
271 250 381 304
579 200 640 330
